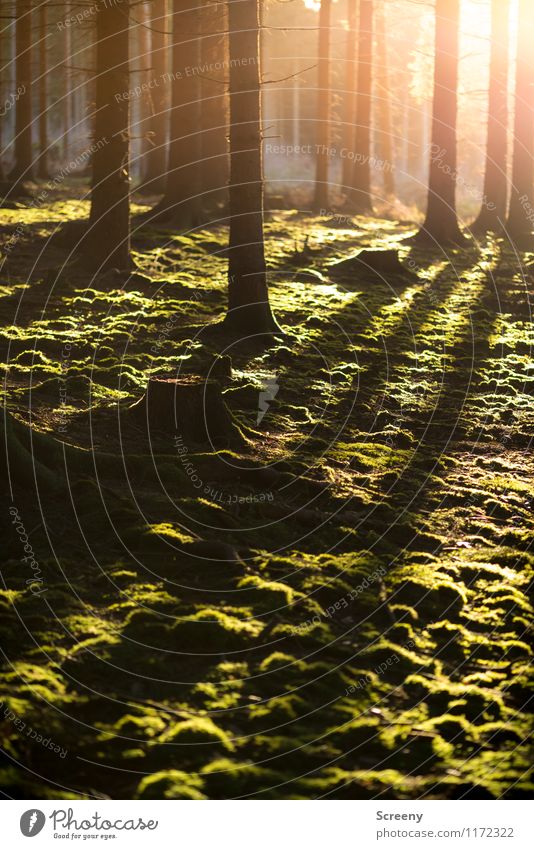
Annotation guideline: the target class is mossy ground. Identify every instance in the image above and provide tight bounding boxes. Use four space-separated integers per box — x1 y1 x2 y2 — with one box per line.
0 190 532 799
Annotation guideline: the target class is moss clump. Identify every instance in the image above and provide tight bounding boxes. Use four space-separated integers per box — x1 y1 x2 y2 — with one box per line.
201 758 281 798
158 716 234 752
136 770 206 800
391 577 467 618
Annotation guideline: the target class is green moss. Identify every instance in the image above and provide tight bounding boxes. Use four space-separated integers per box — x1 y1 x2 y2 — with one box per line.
158 717 234 752
136 770 206 800
201 758 280 798
1 209 532 800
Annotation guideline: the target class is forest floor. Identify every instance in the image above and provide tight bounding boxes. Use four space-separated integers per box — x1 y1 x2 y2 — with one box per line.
0 189 533 799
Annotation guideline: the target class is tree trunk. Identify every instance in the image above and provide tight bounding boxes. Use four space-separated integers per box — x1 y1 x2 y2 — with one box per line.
136 1 152 184
0 15 5 182
375 2 394 198
9 0 33 184
313 0 331 211
341 0 357 192
63 2 72 161
89 0 131 270
407 95 424 181
157 0 201 224
417 0 464 244
292 57 300 150
349 0 373 213
199 0 229 216
225 0 280 335
506 0 534 241
144 0 168 193
77 21 96 179
37 2 48 180
473 0 509 232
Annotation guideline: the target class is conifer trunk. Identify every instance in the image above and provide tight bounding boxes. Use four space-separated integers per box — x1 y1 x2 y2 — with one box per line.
225 0 279 335
341 0 357 193
89 0 131 270
506 0 534 241
145 0 168 193
0 16 5 182
63 1 72 161
158 0 201 224
137 1 152 181
417 0 464 243
349 0 373 213
37 2 48 180
474 0 509 231
313 0 331 211
9 0 33 183
376 3 394 198
199 1 229 215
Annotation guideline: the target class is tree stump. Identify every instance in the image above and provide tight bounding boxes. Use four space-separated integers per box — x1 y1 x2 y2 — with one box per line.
129 376 243 447
330 248 416 281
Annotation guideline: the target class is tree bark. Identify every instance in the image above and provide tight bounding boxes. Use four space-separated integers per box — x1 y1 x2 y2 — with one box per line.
130 376 243 447
89 0 131 270
375 2 394 198
473 0 509 232
63 1 73 161
136 1 152 184
407 95 424 181
157 0 201 224
506 0 534 241
37 2 48 180
349 0 373 213
313 0 331 211
225 0 280 335
199 0 229 215
417 0 464 243
144 0 169 192
0 15 5 182
9 0 33 184
341 0 357 192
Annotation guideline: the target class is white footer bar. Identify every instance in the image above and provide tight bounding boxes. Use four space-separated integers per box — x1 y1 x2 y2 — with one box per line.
4 799 531 848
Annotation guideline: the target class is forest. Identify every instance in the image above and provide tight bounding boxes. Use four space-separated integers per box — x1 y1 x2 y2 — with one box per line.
0 0 532 802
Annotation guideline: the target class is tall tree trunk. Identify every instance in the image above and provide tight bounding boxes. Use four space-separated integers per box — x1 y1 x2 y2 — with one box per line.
375 1 394 198
341 0 357 192
225 0 280 335
136 1 152 184
81 32 96 178
9 0 33 184
349 0 373 213
89 0 131 270
144 0 168 192
199 0 229 216
37 2 48 180
63 2 72 161
292 57 300 149
0 16 5 183
157 0 201 224
407 94 424 182
506 0 534 242
473 0 509 232
313 0 331 211
417 0 463 243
